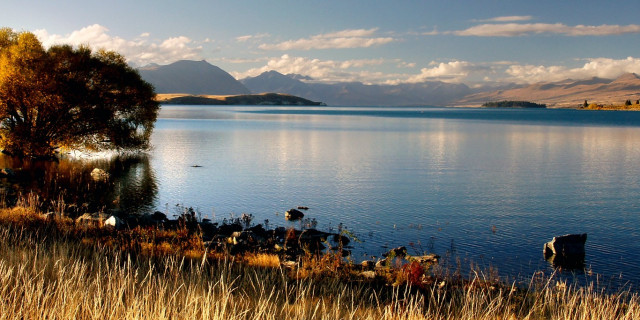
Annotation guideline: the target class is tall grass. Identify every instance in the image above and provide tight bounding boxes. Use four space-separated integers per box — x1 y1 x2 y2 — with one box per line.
0 220 638 319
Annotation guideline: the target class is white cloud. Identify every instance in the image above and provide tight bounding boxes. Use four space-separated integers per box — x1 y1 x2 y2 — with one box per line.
236 35 253 42
397 61 483 83
33 24 203 66
236 33 270 42
232 54 391 82
421 29 439 36
474 16 533 23
505 57 640 83
258 28 395 50
454 23 640 37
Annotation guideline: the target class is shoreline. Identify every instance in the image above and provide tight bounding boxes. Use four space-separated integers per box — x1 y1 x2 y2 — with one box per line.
0 205 638 319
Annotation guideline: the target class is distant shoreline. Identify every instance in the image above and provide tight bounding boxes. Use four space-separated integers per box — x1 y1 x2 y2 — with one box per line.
156 93 325 106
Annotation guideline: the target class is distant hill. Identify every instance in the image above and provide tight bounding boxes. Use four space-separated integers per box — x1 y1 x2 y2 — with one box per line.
481 101 546 108
241 71 472 106
241 71 317 100
456 73 640 108
139 60 250 95
156 93 324 106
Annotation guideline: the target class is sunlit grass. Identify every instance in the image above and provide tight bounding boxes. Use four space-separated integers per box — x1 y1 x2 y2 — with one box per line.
0 202 638 319
585 102 640 110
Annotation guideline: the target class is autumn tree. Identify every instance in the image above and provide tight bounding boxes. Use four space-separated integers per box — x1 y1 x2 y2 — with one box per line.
0 28 159 158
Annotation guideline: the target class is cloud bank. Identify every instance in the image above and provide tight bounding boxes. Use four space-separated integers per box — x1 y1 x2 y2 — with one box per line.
506 57 640 83
454 23 640 37
33 24 203 66
258 28 395 50
474 16 534 22
28 25 640 86
232 54 391 83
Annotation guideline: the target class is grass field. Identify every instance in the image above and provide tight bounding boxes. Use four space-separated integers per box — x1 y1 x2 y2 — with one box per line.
0 204 638 319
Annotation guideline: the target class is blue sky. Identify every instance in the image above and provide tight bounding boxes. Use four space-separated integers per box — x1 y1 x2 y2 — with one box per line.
3 0 640 85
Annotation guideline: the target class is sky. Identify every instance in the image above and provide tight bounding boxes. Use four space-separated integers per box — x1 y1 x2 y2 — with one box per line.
3 0 640 86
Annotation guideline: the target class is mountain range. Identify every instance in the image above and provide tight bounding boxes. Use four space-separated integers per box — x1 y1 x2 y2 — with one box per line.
139 60 250 95
458 73 640 108
138 60 640 107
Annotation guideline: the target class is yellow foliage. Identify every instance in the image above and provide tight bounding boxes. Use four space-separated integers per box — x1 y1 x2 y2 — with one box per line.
244 253 281 268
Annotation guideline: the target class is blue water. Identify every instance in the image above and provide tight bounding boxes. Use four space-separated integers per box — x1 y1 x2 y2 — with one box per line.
150 106 640 289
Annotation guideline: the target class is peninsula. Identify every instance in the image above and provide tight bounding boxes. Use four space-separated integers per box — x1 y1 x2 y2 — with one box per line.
156 93 325 106
481 100 547 108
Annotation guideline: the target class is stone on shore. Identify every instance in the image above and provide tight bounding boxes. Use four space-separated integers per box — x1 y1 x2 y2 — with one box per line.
104 215 125 229
382 246 408 258
0 168 15 177
407 253 440 264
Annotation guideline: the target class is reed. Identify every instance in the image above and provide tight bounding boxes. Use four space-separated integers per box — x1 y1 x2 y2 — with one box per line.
0 209 638 319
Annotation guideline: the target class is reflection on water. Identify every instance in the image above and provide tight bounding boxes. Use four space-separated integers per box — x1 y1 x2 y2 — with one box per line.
150 106 640 289
0 154 157 216
5 105 640 290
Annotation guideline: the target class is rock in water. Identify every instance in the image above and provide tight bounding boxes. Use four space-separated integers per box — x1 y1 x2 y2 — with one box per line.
382 246 408 258
285 208 304 221
544 233 587 257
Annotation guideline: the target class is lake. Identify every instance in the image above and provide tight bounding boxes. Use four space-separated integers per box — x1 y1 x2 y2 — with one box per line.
6 105 638 289
146 105 640 289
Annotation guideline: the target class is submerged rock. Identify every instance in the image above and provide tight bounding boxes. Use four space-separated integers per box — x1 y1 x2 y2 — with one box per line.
285 208 304 221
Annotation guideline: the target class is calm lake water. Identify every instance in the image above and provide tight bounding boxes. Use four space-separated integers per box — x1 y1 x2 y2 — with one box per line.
147 105 640 289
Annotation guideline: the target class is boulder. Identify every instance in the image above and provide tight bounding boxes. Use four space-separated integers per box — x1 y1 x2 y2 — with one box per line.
298 229 328 251
544 233 587 258
382 246 408 258
247 224 268 238
331 234 350 246
90 168 110 182
231 230 264 245
407 254 440 264
285 208 304 221
217 223 243 236
0 168 15 177
75 213 106 227
104 215 125 229
151 211 167 222
361 260 375 270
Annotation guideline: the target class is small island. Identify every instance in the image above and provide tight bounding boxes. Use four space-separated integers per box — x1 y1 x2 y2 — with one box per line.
481 100 547 108
157 92 326 106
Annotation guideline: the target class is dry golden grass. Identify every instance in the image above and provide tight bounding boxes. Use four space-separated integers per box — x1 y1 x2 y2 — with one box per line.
155 93 294 102
0 204 639 319
584 102 640 111
156 93 234 101
243 253 281 268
